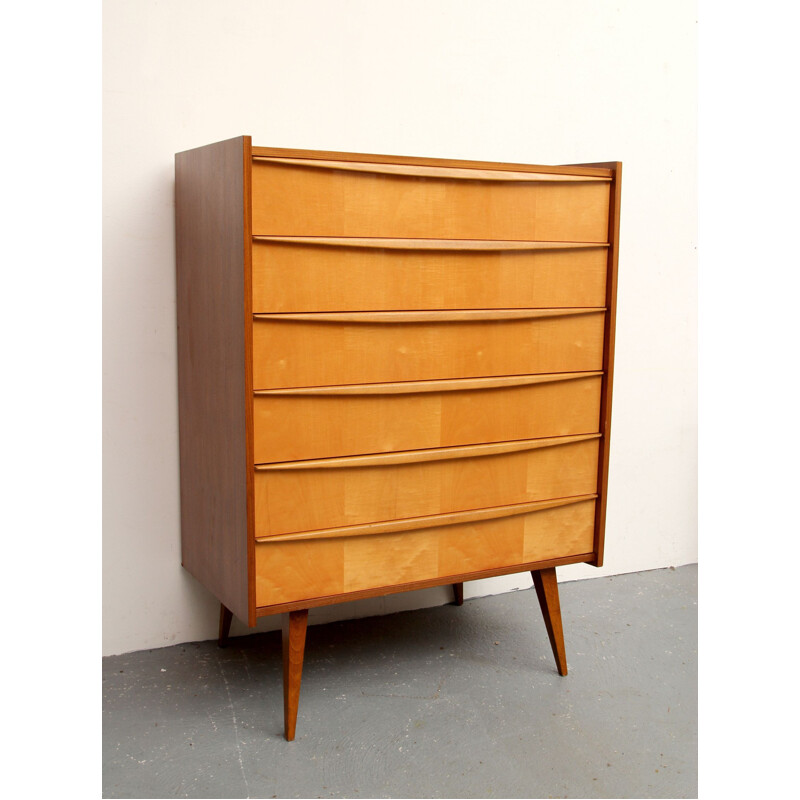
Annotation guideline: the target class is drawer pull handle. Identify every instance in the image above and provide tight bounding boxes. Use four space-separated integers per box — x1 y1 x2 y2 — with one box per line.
253 308 605 324
255 432 601 471
256 494 598 543
253 236 610 251
253 371 603 396
253 155 612 182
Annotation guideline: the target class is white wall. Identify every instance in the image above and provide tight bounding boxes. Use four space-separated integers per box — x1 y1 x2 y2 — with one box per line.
103 0 697 656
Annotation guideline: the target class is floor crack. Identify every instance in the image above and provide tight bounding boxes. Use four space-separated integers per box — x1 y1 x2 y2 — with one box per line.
218 659 251 799
361 676 444 701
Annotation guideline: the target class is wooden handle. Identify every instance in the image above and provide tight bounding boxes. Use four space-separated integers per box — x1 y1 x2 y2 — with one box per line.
253 236 610 251
253 371 603 397
253 155 612 183
255 433 601 471
253 308 605 324
256 494 598 543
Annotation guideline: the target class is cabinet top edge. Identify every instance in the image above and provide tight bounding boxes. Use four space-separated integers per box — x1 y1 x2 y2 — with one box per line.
174 135 252 159
238 142 615 178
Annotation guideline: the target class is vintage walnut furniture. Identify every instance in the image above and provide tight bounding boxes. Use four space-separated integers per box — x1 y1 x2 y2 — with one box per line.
174 137 621 741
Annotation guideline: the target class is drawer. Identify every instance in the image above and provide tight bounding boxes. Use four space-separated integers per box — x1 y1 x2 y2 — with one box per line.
254 372 602 463
252 310 605 390
251 157 611 242
255 434 599 537
255 496 596 607
252 238 608 312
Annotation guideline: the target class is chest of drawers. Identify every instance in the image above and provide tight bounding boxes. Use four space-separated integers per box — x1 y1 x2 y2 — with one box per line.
175 137 621 740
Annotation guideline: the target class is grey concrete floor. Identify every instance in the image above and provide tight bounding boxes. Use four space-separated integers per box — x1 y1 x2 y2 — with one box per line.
103 565 697 799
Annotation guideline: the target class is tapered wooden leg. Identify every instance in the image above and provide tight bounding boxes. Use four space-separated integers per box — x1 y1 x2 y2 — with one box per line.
218 604 233 648
282 609 309 741
452 582 464 605
531 568 568 676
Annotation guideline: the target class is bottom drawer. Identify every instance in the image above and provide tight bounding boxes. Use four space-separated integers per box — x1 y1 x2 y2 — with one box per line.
255 497 595 607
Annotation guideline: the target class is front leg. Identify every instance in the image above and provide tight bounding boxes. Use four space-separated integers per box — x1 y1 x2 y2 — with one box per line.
282 609 309 741
531 568 568 676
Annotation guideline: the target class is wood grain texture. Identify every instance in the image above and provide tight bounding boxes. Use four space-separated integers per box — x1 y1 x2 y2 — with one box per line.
568 162 622 567
255 552 592 616
253 373 602 463
531 568 568 676
252 239 607 312
251 145 613 178
255 498 596 606
175 135 251 623
282 609 308 741
252 312 605 389
251 160 611 241
253 436 600 537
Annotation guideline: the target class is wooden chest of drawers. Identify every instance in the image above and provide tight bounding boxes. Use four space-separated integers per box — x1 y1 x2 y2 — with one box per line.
175 137 621 740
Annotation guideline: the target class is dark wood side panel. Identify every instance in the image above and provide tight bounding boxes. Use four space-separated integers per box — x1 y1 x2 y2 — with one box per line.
242 139 256 626
175 136 251 622
566 161 622 567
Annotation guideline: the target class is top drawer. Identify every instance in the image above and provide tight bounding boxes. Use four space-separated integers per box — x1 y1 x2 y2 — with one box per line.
251 157 611 242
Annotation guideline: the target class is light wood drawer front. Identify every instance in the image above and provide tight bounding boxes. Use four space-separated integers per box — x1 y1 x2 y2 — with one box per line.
252 311 605 390
251 160 610 242
255 435 599 537
252 239 608 312
254 373 601 464
255 497 596 607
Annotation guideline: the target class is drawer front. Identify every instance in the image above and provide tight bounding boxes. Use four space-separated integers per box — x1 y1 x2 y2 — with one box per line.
255 497 596 607
253 373 601 463
252 239 608 312
251 159 610 242
252 311 605 390
255 435 599 537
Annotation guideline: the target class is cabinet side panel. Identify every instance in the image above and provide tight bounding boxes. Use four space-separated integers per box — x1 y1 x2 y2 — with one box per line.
595 163 621 566
175 136 250 622
567 162 622 567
